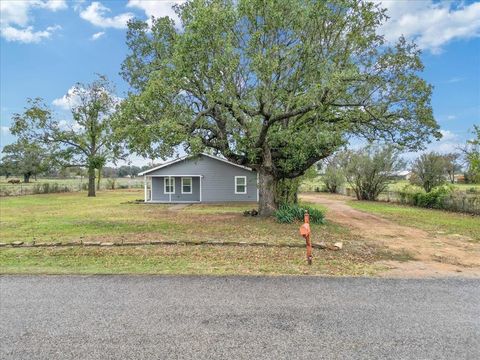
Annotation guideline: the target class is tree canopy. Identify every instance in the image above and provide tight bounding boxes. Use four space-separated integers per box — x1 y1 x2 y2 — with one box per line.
1 139 49 182
116 0 440 215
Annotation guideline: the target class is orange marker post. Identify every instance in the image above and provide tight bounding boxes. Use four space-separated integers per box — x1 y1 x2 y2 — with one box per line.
299 210 312 265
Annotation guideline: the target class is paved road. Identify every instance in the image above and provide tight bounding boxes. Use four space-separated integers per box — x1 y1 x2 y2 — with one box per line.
1 276 479 359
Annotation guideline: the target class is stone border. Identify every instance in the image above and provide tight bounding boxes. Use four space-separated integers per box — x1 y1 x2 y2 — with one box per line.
0 240 343 251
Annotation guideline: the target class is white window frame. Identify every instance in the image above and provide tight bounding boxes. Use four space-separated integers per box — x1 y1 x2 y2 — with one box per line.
164 177 175 194
235 176 247 194
181 177 193 194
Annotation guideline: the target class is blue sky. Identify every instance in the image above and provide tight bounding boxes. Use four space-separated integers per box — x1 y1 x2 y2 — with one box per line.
1 0 479 165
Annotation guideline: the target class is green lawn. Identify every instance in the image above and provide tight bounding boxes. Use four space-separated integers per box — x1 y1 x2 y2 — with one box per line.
0 189 390 275
348 200 480 242
0 246 382 276
0 190 344 245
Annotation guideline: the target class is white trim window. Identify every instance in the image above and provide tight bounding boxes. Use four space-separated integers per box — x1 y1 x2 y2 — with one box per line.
164 177 175 194
181 177 192 194
235 176 247 194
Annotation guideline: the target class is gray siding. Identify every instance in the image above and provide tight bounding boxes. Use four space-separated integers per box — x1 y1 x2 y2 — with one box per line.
147 155 257 202
151 176 200 202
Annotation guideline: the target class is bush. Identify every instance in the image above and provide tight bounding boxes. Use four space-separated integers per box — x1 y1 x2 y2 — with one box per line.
412 185 453 209
274 203 325 224
32 183 71 194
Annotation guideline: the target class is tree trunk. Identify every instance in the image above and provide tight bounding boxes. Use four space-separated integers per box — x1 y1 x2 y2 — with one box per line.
258 169 277 217
88 166 96 197
97 167 102 191
23 174 30 183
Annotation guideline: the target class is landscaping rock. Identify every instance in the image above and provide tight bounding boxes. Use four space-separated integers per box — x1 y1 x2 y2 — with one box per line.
65 242 79 246
0 243 6 247
11 241 24 246
83 241 101 246
313 242 327 249
100 242 114 246
333 242 343 250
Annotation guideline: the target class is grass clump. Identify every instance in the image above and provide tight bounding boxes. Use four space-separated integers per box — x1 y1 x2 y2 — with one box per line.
274 203 325 224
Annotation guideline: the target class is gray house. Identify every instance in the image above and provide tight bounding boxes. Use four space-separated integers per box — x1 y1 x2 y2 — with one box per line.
139 153 258 203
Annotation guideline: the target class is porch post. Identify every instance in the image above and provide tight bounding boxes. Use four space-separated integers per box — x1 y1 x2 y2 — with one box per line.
199 175 202 202
169 176 172 203
144 175 147 202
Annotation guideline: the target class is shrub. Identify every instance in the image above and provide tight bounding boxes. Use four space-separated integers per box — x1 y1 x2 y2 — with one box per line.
32 183 71 194
341 145 404 200
274 203 325 224
412 185 453 209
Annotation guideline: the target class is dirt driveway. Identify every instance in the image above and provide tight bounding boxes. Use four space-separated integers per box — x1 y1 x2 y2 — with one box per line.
301 193 480 278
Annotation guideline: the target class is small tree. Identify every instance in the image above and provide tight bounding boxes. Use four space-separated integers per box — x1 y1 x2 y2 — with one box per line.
1 139 49 182
11 76 123 196
342 146 403 200
441 153 461 184
410 152 446 192
322 154 345 193
461 125 480 183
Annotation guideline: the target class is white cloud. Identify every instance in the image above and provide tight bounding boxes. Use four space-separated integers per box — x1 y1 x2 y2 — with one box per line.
40 0 68 12
53 85 123 111
52 87 81 110
402 129 464 161
80 2 133 29
1 25 60 44
446 115 457 121
376 1 480 53
91 31 105 40
127 0 184 25
427 130 461 153
0 0 66 43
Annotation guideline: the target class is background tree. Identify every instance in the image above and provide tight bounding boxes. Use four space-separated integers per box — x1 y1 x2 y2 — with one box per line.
342 146 403 200
11 75 122 196
0 159 14 179
322 154 345 194
410 152 446 192
116 0 439 215
1 139 49 182
440 153 461 184
461 125 480 183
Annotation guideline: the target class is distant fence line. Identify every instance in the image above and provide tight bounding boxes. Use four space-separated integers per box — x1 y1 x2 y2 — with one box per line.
0 178 143 197
340 188 479 215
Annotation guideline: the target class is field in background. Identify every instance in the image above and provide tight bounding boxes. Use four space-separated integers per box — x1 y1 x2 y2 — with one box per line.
301 177 480 193
0 177 143 196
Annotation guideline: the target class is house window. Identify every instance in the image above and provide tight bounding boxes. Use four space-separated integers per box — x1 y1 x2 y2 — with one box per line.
182 177 192 194
235 176 247 194
164 177 175 194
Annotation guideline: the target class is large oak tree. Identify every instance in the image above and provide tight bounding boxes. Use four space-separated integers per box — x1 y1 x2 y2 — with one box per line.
116 0 440 215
